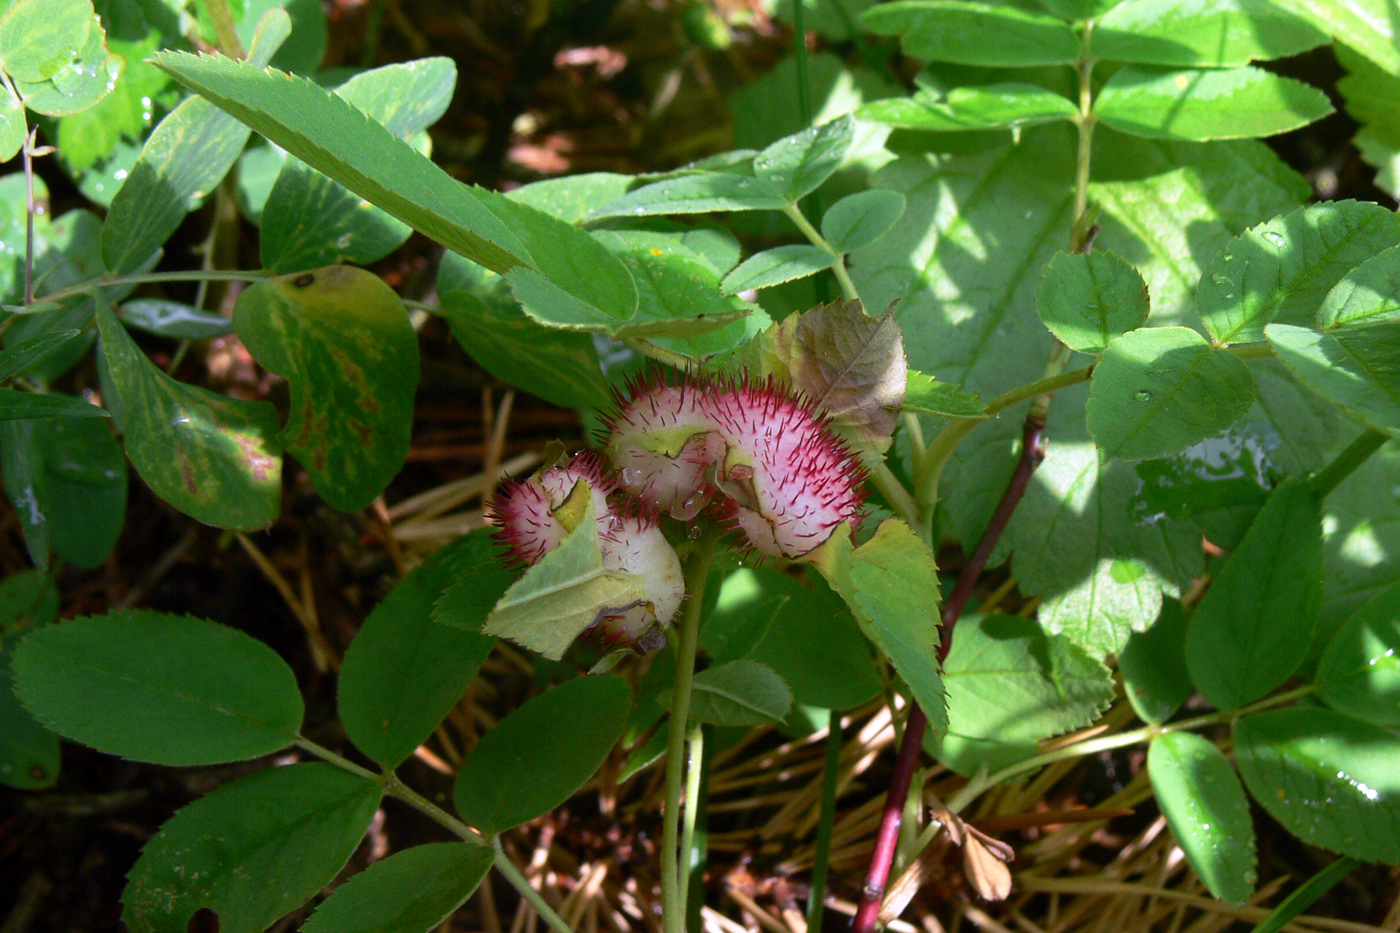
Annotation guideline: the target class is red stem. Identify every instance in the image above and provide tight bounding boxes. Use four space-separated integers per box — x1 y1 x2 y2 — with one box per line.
851 414 1047 932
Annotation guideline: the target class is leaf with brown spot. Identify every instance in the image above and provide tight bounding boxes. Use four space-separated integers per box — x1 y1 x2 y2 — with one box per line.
96 301 282 530
233 266 419 512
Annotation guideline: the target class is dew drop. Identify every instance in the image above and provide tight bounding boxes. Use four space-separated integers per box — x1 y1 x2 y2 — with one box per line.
1135 389 1152 401
1263 230 1286 247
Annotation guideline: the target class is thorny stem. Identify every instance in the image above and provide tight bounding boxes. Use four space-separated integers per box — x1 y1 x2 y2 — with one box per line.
784 202 860 302
297 738 575 933
661 530 720 933
1310 429 1389 498
35 269 270 310
854 25 1101 932
22 127 42 307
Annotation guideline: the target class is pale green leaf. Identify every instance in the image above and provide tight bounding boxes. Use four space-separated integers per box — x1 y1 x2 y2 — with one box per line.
1095 65 1333 140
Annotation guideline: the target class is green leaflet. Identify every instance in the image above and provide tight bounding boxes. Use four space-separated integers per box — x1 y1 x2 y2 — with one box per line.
1036 250 1150 353
233 267 418 512
151 51 639 328
1092 0 1328 67
861 0 1080 67
453 674 630 835
1317 582 1400 727
1266 322 1400 439
95 299 283 531
301 842 493 933
1235 708 1400 864
122 763 381 933
261 57 458 272
1148 732 1257 905
1095 65 1332 141
1087 326 1256 461
1184 482 1322 710
12 610 304 765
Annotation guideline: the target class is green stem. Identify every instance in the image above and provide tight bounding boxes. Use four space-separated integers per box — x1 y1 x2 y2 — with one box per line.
661 531 720 933
492 837 577 933
37 269 270 310
790 0 813 130
298 739 573 933
294 736 385 784
806 709 842 932
783 203 859 302
1229 343 1275 360
1310 429 1389 499
944 684 1315 816
872 462 921 528
679 720 705 922
204 0 248 58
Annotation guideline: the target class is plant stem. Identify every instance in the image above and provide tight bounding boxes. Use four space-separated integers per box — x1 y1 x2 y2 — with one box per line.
37 269 270 310
294 736 385 784
205 0 248 59
806 709 842 932
872 461 921 527
783 203 860 302
945 684 1315 815
1310 429 1389 499
492 837 577 933
856 24 1102 931
661 531 720 933
298 738 574 933
680 720 705 922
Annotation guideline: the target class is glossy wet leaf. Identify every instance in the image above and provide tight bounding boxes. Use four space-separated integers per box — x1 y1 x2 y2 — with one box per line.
1197 200 1400 345
1317 582 1400 727
902 370 986 418
753 115 854 201
821 190 905 253
453 674 630 835
816 519 947 735
1037 250 1150 353
119 299 235 340
1320 246 1400 329
1118 598 1191 724
0 0 92 83
102 11 290 275
858 84 1076 132
339 531 498 769
233 267 418 512
1088 326 1255 461
96 301 283 530
860 0 1080 66
1266 322 1400 438
681 660 793 726
261 58 457 273
941 614 1114 743
152 51 638 327
1008 437 1201 657
721 245 833 294
10 15 122 117
482 496 647 661
1095 65 1332 140
590 172 789 218
1092 0 1328 67
301 842 494 933
12 610 303 765
1148 732 1256 905
1235 708 1400 864
1185 482 1321 711
122 763 381 933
